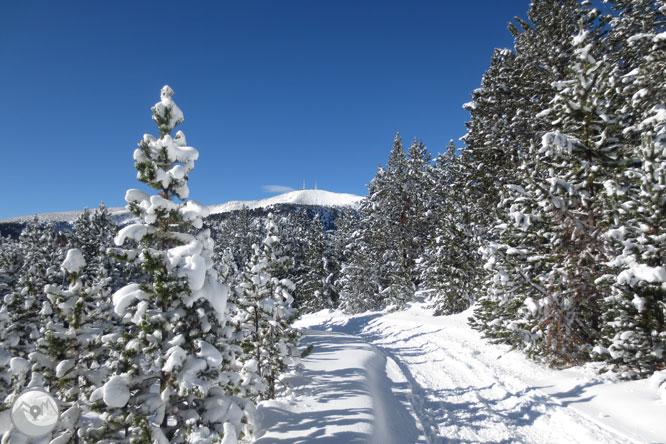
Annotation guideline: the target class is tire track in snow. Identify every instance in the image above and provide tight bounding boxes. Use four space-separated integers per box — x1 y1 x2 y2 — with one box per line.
313 311 631 444
360 316 630 444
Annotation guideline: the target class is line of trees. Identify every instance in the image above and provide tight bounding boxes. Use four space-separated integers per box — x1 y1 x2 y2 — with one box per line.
337 0 666 379
0 4 664 442
0 87 302 443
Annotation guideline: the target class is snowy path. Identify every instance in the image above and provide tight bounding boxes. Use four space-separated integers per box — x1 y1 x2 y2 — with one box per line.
256 302 666 444
254 329 424 443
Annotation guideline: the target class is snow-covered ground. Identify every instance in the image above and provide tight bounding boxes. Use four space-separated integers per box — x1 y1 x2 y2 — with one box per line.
256 301 666 444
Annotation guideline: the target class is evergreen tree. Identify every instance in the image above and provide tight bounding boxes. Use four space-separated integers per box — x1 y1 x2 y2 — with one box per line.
340 134 432 312
25 249 112 443
234 213 300 401
298 214 337 312
102 85 252 443
460 0 599 268
0 219 67 417
213 206 262 271
336 209 382 314
473 21 620 365
419 140 479 314
279 209 310 308
597 94 666 377
460 48 527 232
0 237 21 295
604 0 666 142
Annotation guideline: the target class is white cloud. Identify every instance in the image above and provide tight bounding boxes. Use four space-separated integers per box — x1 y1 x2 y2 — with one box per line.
262 185 295 194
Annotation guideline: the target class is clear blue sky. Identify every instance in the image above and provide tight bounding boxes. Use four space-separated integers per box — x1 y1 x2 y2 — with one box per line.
1 0 530 220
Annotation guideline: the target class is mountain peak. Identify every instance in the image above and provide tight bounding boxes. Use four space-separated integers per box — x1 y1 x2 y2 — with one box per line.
209 189 363 214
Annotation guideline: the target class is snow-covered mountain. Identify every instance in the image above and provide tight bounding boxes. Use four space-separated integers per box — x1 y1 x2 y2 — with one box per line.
0 207 130 225
209 189 363 214
0 189 363 226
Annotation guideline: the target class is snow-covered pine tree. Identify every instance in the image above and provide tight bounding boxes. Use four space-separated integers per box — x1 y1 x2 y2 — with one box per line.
474 16 620 365
596 10 666 377
403 139 433 285
599 107 666 378
14 218 68 304
604 0 666 145
213 206 262 271
344 134 433 311
297 214 337 312
0 219 67 415
102 85 252 443
72 203 141 294
369 134 411 307
460 48 527 235
336 209 383 314
419 140 479 314
234 213 300 400
461 0 601 265
459 19 558 311
279 209 310 308
0 237 21 296
74 207 107 267
24 248 112 443
0 237 22 426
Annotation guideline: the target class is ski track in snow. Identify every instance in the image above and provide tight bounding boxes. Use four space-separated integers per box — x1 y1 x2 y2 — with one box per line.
292 305 652 444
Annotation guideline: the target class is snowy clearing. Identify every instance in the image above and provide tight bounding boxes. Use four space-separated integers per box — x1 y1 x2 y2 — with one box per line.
256 301 666 444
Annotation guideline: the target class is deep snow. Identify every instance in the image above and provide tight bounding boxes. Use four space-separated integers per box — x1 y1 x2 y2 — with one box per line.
256 301 666 444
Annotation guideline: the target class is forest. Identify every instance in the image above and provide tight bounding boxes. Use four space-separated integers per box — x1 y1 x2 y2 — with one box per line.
0 0 664 442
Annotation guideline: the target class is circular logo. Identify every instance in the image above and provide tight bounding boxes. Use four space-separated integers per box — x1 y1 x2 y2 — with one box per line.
10 389 59 437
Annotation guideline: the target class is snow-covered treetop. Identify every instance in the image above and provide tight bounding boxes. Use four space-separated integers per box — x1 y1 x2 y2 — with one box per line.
61 248 86 274
130 85 199 202
152 84 184 136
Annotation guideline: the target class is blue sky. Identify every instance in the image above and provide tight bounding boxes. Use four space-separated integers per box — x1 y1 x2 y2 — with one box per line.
1 0 530 219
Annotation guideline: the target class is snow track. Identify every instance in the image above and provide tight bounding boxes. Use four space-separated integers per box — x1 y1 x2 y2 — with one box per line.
259 302 666 443
362 320 628 444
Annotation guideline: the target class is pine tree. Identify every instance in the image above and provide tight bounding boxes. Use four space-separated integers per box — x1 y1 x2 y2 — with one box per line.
234 213 300 401
461 48 527 233
335 210 382 314
213 206 262 271
605 0 666 142
0 237 21 295
419 140 479 314
341 134 433 312
26 248 112 443
298 214 337 312
598 112 666 378
596 10 666 376
0 219 67 417
473 18 621 365
461 0 600 261
102 85 252 443
279 209 310 308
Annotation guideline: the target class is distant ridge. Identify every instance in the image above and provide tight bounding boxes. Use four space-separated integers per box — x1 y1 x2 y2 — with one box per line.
0 190 364 224
0 207 131 225
209 189 363 214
